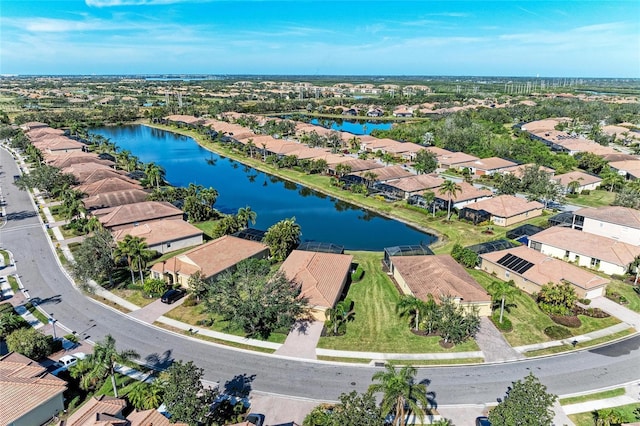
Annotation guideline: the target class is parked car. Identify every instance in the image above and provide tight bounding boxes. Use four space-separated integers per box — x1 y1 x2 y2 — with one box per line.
51 352 87 376
245 413 265 426
161 288 185 304
476 416 491 426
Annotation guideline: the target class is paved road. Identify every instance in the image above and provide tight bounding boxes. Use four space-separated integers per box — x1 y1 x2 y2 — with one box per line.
2 146 639 405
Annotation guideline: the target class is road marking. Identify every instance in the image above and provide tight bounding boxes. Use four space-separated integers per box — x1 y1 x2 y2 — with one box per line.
1 223 43 232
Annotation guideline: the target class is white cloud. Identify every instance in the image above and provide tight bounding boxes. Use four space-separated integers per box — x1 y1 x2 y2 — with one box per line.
86 0 211 7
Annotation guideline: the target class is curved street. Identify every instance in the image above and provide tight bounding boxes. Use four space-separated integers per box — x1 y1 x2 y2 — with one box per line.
1 145 639 406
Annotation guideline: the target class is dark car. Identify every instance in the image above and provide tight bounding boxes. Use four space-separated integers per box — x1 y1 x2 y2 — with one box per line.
476 416 491 426
245 413 265 426
161 288 185 304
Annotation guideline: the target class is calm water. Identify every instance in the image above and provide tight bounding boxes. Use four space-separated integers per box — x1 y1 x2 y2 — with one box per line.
90 125 435 250
309 118 392 135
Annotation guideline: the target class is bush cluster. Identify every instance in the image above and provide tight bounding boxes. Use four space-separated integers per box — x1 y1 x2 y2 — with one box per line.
544 325 572 340
351 265 364 282
551 314 582 328
491 314 513 332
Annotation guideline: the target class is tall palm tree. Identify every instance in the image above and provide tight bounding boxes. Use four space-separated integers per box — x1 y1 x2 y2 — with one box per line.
396 295 426 332
236 206 257 229
369 364 430 426
438 180 462 221
125 235 154 283
488 280 517 323
325 300 355 335
145 162 166 189
114 235 137 285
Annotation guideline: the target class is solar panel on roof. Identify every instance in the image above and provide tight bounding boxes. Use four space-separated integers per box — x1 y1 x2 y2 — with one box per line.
496 253 534 274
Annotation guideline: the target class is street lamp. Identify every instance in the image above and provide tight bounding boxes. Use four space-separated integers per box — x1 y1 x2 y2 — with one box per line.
49 316 57 340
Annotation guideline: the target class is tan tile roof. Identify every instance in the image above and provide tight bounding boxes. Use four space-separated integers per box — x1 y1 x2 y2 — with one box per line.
553 170 602 187
576 206 640 230
96 201 183 229
64 395 126 426
352 165 414 181
385 174 444 193
26 127 65 138
127 408 188 426
330 158 384 173
608 160 640 178
433 181 493 202
279 250 353 309
499 163 555 178
438 151 480 166
521 118 570 132
33 137 86 152
76 177 143 197
113 219 203 247
457 156 518 171
164 114 203 125
464 195 543 218
424 146 453 157
47 152 115 169
529 227 640 267
383 142 424 155
0 352 67 426
62 162 117 182
82 189 150 210
600 153 640 163
481 246 610 290
151 235 269 280
391 255 490 303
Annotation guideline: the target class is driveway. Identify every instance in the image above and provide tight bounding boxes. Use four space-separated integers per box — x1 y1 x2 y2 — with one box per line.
274 320 324 359
129 296 187 324
475 317 524 362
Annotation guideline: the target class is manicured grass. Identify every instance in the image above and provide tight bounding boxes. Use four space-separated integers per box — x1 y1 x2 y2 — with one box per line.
316 356 484 365
523 329 634 357
468 269 621 347
0 249 10 265
193 220 220 239
150 246 195 265
111 288 157 308
569 189 616 208
8 275 19 292
317 251 480 353
560 388 625 405
164 302 287 344
606 281 640 313
24 302 49 324
569 403 640 426
89 295 133 313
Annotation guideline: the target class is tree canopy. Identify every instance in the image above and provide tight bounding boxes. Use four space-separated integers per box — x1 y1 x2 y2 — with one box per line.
489 373 557 426
263 217 302 262
161 360 216 425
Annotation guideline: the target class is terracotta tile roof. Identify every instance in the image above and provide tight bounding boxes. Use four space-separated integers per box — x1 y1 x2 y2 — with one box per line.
500 163 555 178
113 219 203 247
62 162 117 182
385 174 444 193
150 235 269 280
0 352 67 426
361 138 400 151
464 195 543 217
76 177 143 197
576 206 640 230
521 118 570 132
82 189 150 210
481 246 610 290
26 127 65 138
391 255 490 303
279 250 353 309
352 165 414 181
96 201 184 229
285 146 332 160
64 395 127 426
608 160 640 179
331 158 384 173
127 408 188 426
600 153 640 163
457 157 518 171
164 114 203 125
33 137 86 152
529 227 640 267
48 152 115 169
438 151 480 166
553 170 602 187
433 181 493 202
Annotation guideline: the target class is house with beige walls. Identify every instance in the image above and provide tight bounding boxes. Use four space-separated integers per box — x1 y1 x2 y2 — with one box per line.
572 206 640 246
460 195 543 227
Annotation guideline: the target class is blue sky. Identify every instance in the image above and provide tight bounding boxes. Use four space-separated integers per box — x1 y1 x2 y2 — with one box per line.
1 0 638 77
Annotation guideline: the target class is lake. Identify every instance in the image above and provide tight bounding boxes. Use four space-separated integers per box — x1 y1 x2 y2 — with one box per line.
309 118 392 135
90 125 435 250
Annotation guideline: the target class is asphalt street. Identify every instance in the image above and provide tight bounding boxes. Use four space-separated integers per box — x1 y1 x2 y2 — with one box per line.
1 146 639 405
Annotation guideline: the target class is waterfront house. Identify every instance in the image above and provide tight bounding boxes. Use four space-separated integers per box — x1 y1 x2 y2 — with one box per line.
94 200 184 231
61 162 122 184
150 235 269 286
113 219 204 255
456 157 518 176
343 165 414 186
572 206 640 246
528 226 640 276
388 254 491 316
430 181 493 211
76 177 144 198
278 250 354 321
46 151 115 169
82 188 150 211
325 158 384 176
0 352 67 426
377 173 444 200
460 195 543 226
480 246 609 298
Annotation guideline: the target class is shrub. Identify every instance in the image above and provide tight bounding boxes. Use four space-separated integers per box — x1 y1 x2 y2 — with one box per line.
182 294 198 307
580 189 591 195
351 265 364 282
577 298 591 305
49 336 63 353
544 325 572 339
551 315 582 328
491 314 513 332
574 306 609 318
565 193 578 198
64 333 79 344
6 328 54 360
0 302 15 314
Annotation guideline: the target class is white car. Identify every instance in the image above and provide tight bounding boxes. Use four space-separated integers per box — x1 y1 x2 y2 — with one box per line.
51 352 87 375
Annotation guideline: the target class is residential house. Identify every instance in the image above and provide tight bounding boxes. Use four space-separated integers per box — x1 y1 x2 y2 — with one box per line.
388 254 491 316
437 152 480 169
392 105 413 117
32 136 86 154
82 189 150 211
0 352 67 426
325 158 384 176
383 142 425 161
76 177 144 198
456 157 518 176
46 151 115 169
20 121 50 131
460 195 544 227
553 170 602 193
278 250 354 321
62 162 122 184
499 163 555 179
127 409 188 426
572 206 640 246
609 160 640 180
113 219 204 255
150 235 269 286
59 395 127 426
432 182 494 210
528 227 640 276
376 173 444 200
344 165 414 186
164 114 204 127
94 201 184 231
480 246 609 298
367 107 385 117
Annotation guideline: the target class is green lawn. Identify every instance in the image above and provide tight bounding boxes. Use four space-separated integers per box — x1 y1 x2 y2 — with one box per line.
0 250 10 265
193 219 220 239
560 388 625 405
8 275 19 292
569 403 640 426
110 288 157 307
606 281 640 313
317 251 480 353
569 189 616 208
468 269 621 347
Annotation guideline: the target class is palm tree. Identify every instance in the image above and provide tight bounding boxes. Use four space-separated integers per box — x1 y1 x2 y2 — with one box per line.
264 217 302 262
438 180 462 221
396 295 426 332
127 381 164 410
325 300 355 335
79 335 139 398
487 280 517 323
566 178 583 195
421 295 440 335
236 206 257 229
114 235 138 285
600 167 624 192
362 171 378 189
145 162 166 189
369 364 430 426
126 235 154 283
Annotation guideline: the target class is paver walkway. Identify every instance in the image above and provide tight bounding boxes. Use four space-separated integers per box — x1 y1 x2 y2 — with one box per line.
275 320 324 359
475 316 524 362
